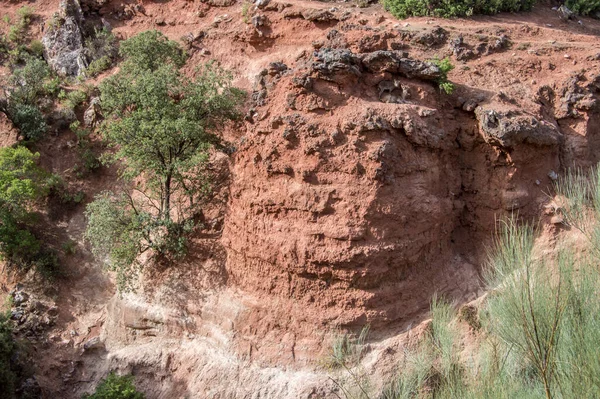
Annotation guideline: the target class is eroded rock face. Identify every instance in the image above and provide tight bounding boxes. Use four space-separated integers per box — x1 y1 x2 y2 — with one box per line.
475 107 562 148
222 50 496 330
42 0 87 76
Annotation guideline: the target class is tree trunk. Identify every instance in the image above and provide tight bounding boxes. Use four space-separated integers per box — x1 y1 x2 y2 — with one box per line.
162 173 172 222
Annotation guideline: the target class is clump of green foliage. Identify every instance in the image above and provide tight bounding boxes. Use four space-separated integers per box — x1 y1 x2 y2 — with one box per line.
83 373 145 399
0 311 17 399
383 0 536 19
241 2 252 24
7 6 34 45
63 89 88 110
327 325 370 369
7 57 50 104
9 104 47 141
0 147 46 266
0 147 62 278
84 30 244 291
565 0 600 16
84 28 119 78
430 57 455 94
1 56 55 141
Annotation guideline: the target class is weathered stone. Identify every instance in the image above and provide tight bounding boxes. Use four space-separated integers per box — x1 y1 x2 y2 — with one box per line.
83 97 102 127
13 291 29 306
301 9 338 22
47 107 77 131
83 336 105 351
42 0 88 76
413 26 448 47
254 0 270 8
267 61 288 75
475 107 562 148
558 5 575 20
360 51 441 81
312 48 362 77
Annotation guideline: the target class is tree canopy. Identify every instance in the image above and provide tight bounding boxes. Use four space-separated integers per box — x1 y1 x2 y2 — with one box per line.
0 146 47 264
86 30 244 290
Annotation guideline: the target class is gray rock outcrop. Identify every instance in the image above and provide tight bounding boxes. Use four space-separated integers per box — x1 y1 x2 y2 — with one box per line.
475 107 562 148
42 0 88 76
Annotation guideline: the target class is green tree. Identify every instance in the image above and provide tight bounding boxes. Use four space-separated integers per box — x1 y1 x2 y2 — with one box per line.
0 146 47 264
83 373 145 399
85 31 244 290
1 56 51 140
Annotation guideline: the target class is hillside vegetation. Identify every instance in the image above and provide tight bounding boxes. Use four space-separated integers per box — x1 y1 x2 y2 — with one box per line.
383 0 600 19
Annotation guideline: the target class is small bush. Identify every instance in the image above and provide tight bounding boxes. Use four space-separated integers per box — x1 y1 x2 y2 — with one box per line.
28 39 44 58
84 28 118 78
9 103 47 141
241 2 252 23
85 56 112 77
83 373 145 399
61 240 77 255
565 0 600 16
327 325 370 369
430 57 455 94
32 249 61 279
7 6 34 45
43 77 62 97
383 0 536 19
64 90 87 110
8 56 51 104
0 147 48 268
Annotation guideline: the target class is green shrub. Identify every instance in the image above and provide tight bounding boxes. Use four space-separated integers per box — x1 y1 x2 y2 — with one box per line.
430 57 455 94
85 56 112 77
64 89 87 110
61 240 77 255
28 39 44 58
565 0 600 16
0 147 47 265
373 185 600 399
118 30 187 72
84 28 118 78
327 325 370 369
8 56 51 104
383 0 536 19
9 103 47 141
7 6 34 45
83 373 144 399
43 76 62 96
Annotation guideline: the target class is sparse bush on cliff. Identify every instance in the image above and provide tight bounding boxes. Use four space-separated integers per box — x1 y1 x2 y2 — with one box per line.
383 0 536 19
430 57 455 94
83 373 145 399
7 6 34 45
84 31 244 290
84 28 118 77
1 56 53 141
8 103 47 141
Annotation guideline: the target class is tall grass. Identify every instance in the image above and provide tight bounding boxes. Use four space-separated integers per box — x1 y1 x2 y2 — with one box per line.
335 164 600 399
